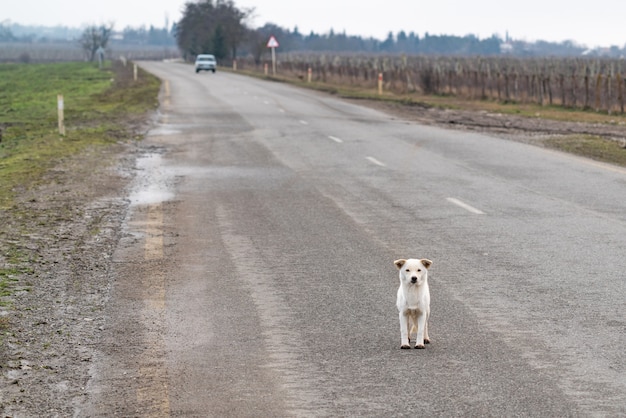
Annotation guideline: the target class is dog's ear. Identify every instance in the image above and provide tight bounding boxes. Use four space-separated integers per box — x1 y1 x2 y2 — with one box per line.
420 259 433 269
394 259 407 270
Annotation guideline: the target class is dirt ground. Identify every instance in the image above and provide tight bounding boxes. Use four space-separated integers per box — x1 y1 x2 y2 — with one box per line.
0 139 143 416
1 95 626 416
352 98 626 147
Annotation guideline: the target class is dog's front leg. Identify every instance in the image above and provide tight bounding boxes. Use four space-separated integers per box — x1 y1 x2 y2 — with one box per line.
414 312 427 349
399 312 410 349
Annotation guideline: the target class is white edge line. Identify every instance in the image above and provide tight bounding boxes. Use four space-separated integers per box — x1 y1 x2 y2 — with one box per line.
366 156 386 167
446 197 485 214
299 120 309 125
329 135 343 143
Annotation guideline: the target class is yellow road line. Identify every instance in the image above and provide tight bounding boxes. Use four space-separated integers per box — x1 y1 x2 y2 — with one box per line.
137 202 170 416
145 203 164 261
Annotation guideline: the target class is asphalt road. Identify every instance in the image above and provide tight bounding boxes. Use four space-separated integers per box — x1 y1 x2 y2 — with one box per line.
83 61 626 416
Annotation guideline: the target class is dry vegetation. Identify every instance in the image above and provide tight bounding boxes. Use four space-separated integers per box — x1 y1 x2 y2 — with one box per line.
237 54 626 115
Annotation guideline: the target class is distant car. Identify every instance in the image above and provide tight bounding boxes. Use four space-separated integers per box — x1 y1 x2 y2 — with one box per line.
195 54 217 73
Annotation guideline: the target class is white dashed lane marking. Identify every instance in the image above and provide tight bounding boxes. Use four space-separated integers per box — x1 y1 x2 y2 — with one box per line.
366 156 386 167
446 197 485 214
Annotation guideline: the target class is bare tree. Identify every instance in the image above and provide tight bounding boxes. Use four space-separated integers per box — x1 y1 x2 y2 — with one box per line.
80 24 114 61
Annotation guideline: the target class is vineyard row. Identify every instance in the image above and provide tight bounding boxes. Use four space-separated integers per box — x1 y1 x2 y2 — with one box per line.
237 55 626 114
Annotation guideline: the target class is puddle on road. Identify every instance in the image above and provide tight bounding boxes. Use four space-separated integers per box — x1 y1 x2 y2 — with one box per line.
128 153 175 206
147 125 182 136
128 147 295 206
130 186 174 206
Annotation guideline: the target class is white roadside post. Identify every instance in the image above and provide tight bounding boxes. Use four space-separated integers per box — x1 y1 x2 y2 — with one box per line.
267 35 279 75
96 46 105 69
378 72 383 95
133 63 138 81
57 94 65 136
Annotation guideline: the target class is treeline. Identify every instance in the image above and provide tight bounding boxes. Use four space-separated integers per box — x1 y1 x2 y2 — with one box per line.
118 26 175 46
0 23 83 42
247 25 587 57
0 22 176 47
175 1 596 60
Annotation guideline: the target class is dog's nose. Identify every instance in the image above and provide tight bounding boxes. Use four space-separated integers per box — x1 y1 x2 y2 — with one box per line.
411 276 418 283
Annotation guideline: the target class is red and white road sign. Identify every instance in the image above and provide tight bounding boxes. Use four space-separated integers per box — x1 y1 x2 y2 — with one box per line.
267 36 279 48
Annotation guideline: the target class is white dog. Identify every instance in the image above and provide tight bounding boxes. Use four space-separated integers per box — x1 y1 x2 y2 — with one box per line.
394 258 432 349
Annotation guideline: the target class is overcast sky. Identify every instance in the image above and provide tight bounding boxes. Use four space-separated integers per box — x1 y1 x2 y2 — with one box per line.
4 0 626 48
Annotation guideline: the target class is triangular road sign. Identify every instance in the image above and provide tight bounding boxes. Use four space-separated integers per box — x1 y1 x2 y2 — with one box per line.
267 36 279 48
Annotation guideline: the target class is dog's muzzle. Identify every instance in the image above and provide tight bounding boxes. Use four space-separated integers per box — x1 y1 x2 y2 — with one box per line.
411 276 418 284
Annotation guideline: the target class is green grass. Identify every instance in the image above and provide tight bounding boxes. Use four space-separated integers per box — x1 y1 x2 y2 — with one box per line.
546 135 626 166
0 61 159 209
0 270 20 300
0 60 160 310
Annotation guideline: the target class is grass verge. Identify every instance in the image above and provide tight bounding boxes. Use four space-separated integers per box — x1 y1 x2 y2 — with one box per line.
0 60 160 311
0 61 159 208
546 135 626 166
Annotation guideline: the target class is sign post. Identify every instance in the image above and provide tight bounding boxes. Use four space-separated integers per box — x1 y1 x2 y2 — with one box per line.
266 35 279 75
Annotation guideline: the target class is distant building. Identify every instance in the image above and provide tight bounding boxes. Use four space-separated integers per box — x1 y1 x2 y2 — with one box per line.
500 42 513 54
500 30 513 54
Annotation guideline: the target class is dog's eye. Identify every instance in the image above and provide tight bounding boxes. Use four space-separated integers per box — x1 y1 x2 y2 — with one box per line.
417 269 422 272
405 269 410 272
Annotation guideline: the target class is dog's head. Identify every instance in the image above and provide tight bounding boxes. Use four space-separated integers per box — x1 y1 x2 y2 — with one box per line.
394 258 432 286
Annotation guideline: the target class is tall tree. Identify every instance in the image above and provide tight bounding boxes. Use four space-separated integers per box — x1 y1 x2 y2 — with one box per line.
212 24 228 58
213 0 250 59
176 0 251 60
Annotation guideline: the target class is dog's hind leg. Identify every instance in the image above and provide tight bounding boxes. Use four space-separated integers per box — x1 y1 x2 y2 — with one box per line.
423 317 430 345
409 324 417 343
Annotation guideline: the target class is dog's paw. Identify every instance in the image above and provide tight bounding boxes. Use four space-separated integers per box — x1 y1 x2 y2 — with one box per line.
424 338 430 344
415 344 426 349
400 344 411 349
